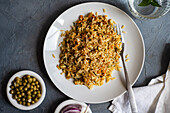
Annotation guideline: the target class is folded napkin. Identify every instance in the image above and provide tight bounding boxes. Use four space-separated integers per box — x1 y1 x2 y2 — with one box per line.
109 63 170 113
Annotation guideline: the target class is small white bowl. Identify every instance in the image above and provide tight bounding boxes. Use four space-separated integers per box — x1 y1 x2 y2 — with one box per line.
54 99 92 113
6 70 46 110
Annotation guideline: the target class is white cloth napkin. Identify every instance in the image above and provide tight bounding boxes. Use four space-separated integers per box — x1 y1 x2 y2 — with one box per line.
109 63 170 113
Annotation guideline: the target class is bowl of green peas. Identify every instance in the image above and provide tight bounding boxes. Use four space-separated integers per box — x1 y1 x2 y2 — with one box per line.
6 70 46 110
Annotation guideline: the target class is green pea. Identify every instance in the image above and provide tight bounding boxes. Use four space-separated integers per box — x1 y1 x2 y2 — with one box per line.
16 80 20 84
37 94 41 98
33 86 36 90
17 98 21 102
19 82 22 86
31 101 35 104
26 75 31 78
17 91 20 94
22 98 25 101
27 102 31 106
19 86 23 90
21 92 25 96
32 95 35 98
10 85 14 89
16 84 19 87
27 95 31 99
32 77 36 82
24 87 28 91
33 91 37 95
37 85 40 88
30 85 34 89
18 94 22 98
27 91 31 95
10 90 14 94
34 98 38 102
22 102 26 106
30 89 33 92
24 79 28 83
15 88 19 91
37 91 41 94
19 101 22 105
35 81 39 85
23 82 26 86
15 77 20 81
31 82 35 86
14 95 18 99
28 78 32 83
27 84 30 88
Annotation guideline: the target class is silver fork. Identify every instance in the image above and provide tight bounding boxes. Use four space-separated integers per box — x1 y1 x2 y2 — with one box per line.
116 24 138 113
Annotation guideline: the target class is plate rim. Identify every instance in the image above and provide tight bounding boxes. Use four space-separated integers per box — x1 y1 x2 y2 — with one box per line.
43 2 145 104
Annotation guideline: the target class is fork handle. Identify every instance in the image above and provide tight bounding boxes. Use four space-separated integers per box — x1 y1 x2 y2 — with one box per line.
121 55 138 113
127 82 138 113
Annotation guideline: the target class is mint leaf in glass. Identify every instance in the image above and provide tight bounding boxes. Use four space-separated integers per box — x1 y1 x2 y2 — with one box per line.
138 0 161 7
138 0 151 6
150 0 161 7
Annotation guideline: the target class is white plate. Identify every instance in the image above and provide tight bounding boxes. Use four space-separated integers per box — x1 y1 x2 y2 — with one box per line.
54 99 92 113
6 70 46 110
43 2 145 103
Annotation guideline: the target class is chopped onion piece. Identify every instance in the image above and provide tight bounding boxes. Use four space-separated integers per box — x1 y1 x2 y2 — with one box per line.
60 104 82 113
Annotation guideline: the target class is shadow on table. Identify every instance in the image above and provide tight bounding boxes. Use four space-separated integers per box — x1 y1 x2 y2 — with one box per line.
144 43 170 86
159 43 170 74
135 43 170 87
147 44 170 112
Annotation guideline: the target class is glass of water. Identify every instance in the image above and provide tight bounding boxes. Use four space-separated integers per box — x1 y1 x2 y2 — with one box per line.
128 0 170 19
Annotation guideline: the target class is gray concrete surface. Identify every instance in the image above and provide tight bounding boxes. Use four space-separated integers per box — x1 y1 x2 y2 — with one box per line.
0 0 169 113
